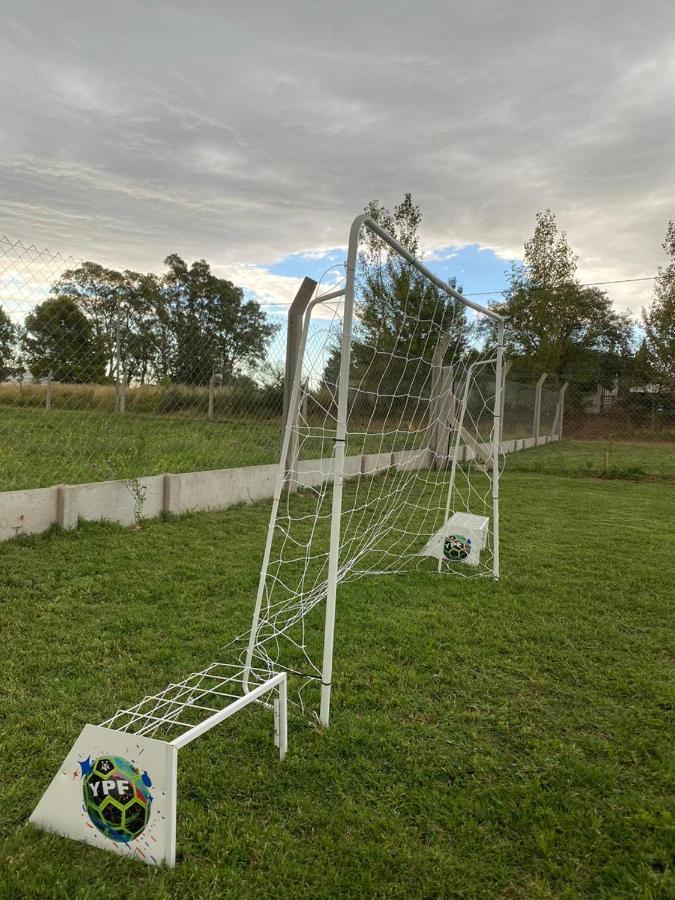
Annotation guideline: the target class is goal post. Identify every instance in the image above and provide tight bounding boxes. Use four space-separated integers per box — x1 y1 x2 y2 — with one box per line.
244 213 504 727
29 212 503 865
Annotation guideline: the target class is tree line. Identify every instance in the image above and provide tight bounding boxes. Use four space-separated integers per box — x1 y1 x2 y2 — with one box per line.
0 255 278 385
325 195 674 398
0 200 673 395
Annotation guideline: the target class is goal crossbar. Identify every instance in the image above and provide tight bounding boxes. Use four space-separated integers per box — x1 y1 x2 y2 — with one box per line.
245 214 504 728
28 213 503 868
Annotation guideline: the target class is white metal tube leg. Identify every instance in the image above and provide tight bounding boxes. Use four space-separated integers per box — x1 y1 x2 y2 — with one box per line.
278 674 288 761
319 217 359 727
492 324 504 580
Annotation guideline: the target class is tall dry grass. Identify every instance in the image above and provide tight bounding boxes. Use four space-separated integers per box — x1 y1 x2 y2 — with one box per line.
0 379 285 418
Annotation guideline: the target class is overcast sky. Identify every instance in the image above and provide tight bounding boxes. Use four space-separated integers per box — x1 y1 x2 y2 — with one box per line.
1 0 674 315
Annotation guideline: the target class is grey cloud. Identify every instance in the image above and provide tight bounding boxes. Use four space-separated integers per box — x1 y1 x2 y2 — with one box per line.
1 0 674 313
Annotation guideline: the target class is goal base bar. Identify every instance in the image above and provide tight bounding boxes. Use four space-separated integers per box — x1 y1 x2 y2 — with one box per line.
29 672 288 867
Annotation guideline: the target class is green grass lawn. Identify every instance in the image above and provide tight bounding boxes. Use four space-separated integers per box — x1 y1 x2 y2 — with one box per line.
3 403 674 493
0 407 283 491
1 466 673 898
0 407 429 491
506 439 675 480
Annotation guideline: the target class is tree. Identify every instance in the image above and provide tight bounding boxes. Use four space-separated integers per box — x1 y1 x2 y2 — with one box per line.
324 194 470 390
50 262 126 377
22 296 107 383
0 305 18 380
642 220 675 381
159 255 277 385
359 195 470 360
485 210 633 381
116 270 163 384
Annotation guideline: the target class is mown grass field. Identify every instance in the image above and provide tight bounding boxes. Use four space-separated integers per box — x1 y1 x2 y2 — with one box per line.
2 403 674 492
506 438 675 480
1 449 673 898
1 407 283 491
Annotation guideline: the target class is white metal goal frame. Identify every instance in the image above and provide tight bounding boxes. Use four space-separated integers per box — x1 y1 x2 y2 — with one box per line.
244 213 504 728
30 666 288 866
29 213 503 867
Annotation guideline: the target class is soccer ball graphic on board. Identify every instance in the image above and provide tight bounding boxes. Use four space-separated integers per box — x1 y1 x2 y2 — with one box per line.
82 755 152 842
443 533 472 562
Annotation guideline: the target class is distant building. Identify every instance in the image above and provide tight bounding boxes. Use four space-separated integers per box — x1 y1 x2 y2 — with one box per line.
586 375 618 414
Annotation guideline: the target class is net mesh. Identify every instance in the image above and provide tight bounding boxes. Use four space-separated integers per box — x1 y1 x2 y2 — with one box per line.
104 223 503 734
239 227 503 714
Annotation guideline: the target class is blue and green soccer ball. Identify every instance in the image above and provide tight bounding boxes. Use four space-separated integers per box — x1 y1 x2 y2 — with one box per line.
82 756 152 843
443 533 471 562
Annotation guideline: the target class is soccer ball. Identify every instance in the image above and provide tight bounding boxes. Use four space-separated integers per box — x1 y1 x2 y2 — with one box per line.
82 756 152 843
443 533 471 562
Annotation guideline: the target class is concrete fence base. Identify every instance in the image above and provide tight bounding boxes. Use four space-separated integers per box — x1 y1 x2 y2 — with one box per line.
0 434 559 543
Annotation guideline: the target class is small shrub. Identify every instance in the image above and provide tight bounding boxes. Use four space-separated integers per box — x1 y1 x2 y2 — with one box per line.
598 465 647 482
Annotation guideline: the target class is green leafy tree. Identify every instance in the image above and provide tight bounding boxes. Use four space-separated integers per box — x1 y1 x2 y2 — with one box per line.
359 195 470 362
324 194 470 391
116 270 163 384
642 220 675 381
159 254 277 385
0 305 18 380
51 263 165 383
484 209 633 381
50 262 126 377
22 296 107 383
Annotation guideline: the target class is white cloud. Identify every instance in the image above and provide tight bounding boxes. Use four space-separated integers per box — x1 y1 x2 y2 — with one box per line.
214 263 302 311
0 0 672 321
213 262 345 320
296 248 345 261
425 248 459 263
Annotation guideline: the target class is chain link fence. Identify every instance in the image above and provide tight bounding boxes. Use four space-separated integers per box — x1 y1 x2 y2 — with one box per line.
562 371 675 441
0 236 289 490
2 235 671 494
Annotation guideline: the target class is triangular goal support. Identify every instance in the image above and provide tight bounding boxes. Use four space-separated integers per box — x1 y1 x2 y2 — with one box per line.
29 214 503 865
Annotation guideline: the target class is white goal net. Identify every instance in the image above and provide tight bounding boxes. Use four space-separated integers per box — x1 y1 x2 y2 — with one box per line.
239 214 504 724
30 213 504 867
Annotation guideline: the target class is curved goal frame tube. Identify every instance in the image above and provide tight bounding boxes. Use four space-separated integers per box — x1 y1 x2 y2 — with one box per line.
320 215 503 725
243 286 346 694
246 213 503 723
438 354 502 576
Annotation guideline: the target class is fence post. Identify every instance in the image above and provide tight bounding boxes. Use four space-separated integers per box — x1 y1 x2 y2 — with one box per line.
533 373 548 446
552 382 568 439
438 365 454 467
115 299 123 414
429 335 450 465
208 372 215 421
283 277 317 481
119 367 126 414
499 359 512 443
45 370 53 411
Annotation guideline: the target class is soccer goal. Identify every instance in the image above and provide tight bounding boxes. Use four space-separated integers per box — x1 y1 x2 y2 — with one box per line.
30 213 503 866
240 213 504 727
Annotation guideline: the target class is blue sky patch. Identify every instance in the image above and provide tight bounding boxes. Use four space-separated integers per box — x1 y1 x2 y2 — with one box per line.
264 243 515 304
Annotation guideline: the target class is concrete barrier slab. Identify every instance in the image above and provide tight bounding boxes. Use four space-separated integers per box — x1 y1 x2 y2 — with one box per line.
61 475 165 529
393 448 433 471
0 486 58 541
168 464 278 515
0 431 546 544
361 452 393 474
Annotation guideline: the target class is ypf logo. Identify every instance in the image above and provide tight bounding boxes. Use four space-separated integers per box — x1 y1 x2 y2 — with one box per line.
443 533 471 562
80 755 152 843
